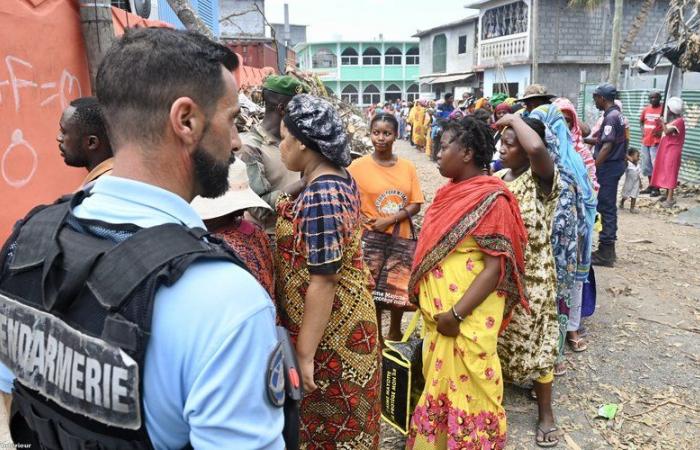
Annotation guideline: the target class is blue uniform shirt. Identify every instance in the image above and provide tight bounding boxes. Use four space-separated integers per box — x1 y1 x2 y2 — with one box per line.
594 105 627 162
0 176 285 450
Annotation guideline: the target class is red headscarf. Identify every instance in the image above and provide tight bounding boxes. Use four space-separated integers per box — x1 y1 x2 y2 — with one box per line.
409 175 528 328
494 102 512 115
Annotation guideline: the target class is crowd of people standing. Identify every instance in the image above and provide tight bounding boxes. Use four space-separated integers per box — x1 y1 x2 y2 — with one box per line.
0 27 689 450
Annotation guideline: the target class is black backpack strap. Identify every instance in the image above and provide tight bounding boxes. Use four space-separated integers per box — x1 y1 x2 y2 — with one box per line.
7 198 75 271
86 223 234 310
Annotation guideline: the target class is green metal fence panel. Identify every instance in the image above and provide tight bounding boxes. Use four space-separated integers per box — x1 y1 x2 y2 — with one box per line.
678 91 700 184
578 86 700 184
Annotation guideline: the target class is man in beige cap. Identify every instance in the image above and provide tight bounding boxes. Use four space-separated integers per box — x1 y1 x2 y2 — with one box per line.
239 75 308 234
515 83 556 113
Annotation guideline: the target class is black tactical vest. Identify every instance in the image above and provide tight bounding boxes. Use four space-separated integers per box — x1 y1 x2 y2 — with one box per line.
0 192 248 450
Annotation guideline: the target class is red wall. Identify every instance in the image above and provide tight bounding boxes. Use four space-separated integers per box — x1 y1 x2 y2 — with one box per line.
0 2 257 241
0 0 89 240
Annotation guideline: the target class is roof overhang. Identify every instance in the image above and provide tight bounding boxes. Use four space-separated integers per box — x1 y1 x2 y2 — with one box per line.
428 73 474 84
413 13 480 37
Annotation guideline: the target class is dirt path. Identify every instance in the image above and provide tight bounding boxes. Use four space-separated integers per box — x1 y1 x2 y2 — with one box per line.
380 140 700 449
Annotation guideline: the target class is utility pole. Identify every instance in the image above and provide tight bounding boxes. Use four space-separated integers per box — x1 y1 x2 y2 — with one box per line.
608 0 624 85
531 0 539 84
79 2 116 93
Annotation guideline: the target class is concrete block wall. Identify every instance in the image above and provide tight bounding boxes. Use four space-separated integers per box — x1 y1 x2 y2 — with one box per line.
536 63 609 102
537 0 669 62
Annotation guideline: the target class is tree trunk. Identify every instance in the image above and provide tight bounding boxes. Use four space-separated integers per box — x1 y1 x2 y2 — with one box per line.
79 2 116 93
619 0 655 63
165 0 214 40
608 0 624 85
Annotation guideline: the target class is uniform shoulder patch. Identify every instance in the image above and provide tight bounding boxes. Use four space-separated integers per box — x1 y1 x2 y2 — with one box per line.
603 125 613 136
266 342 286 407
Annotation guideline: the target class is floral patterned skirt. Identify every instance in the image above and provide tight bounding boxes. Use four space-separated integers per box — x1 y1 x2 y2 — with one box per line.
408 238 507 450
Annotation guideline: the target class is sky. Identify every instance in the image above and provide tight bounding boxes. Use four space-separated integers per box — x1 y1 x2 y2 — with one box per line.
263 0 478 42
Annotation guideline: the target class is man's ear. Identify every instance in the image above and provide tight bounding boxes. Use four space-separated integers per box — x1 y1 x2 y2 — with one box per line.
169 97 206 153
86 135 99 151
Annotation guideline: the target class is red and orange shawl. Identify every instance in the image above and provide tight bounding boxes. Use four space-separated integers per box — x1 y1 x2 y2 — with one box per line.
409 175 529 329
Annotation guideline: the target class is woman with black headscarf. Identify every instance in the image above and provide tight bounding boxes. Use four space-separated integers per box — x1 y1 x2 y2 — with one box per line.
274 94 380 449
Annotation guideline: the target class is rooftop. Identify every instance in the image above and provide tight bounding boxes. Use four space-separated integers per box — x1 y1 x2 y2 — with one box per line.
413 13 480 37
296 39 419 52
464 0 504 8
270 22 308 28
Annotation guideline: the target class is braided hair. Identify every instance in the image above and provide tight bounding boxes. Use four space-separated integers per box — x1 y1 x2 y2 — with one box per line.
370 111 399 134
440 116 496 170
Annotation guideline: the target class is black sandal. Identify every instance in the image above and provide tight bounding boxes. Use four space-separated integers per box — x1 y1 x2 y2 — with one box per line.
536 426 560 448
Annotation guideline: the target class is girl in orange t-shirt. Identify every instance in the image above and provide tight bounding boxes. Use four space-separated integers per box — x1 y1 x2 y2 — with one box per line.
349 112 425 342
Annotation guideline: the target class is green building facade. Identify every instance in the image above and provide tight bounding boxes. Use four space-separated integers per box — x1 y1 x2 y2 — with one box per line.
295 41 421 107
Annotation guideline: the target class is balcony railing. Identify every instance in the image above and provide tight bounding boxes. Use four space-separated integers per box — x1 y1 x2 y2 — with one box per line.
478 33 529 66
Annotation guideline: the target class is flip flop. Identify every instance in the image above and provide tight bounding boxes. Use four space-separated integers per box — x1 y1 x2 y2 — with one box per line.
536 426 560 448
554 363 567 377
567 337 588 352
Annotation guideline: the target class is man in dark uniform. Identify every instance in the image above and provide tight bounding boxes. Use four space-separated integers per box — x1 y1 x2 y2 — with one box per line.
591 83 627 267
0 29 284 449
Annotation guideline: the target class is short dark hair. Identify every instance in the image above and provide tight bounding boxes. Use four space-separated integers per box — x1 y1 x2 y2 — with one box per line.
627 147 640 156
472 108 492 123
69 96 108 142
370 111 399 133
522 117 546 141
445 93 454 101
441 116 495 170
96 28 238 147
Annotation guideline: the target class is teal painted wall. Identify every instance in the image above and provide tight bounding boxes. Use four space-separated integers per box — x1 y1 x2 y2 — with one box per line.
405 66 420 79
383 67 403 80
298 41 420 105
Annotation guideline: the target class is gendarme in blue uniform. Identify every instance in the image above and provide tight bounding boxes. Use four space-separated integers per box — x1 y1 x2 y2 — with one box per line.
0 176 285 450
594 105 626 162
594 104 627 245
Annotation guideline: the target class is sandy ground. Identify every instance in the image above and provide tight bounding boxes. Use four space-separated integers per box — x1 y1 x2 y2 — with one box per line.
380 140 700 449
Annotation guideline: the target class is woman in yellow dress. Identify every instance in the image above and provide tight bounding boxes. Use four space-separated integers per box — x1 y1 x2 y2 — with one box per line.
411 100 429 151
407 117 528 449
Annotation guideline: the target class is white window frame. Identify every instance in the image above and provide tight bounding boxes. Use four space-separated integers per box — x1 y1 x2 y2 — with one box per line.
341 85 359 104
362 48 381 65
406 48 420 65
341 48 359 65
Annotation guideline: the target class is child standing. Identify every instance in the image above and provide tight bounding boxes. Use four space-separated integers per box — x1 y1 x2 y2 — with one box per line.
620 148 643 213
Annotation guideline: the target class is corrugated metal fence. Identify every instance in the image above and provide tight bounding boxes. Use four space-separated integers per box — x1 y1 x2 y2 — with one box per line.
578 86 700 184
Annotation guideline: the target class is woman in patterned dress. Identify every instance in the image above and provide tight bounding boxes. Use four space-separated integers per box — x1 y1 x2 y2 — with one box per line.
406 117 528 450
494 114 561 447
274 94 380 449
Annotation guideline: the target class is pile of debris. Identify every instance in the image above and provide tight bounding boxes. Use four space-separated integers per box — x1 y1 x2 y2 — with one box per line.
235 91 264 133
234 69 373 157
